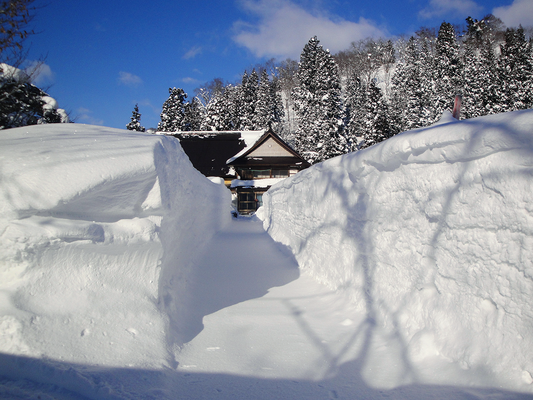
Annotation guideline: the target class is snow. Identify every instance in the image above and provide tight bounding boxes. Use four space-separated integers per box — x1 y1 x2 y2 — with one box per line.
1 110 533 399
260 109 533 392
230 177 286 188
0 63 30 82
226 129 265 163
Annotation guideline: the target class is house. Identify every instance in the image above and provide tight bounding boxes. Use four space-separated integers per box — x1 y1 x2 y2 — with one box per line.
227 128 310 214
170 128 310 215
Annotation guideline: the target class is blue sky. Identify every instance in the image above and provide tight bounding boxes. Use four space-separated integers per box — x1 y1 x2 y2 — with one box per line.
25 0 533 130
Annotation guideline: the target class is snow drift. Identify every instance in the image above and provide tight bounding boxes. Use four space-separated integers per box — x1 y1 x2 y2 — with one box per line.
0 124 230 375
260 110 533 392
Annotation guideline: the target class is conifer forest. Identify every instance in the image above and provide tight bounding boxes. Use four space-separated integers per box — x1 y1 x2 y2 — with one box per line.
148 17 532 164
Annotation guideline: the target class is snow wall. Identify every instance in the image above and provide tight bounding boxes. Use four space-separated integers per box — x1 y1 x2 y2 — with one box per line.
0 124 230 375
260 110 533 391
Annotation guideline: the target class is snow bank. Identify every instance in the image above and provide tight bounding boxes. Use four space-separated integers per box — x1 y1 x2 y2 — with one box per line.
260 110 533 392
0 124 229 382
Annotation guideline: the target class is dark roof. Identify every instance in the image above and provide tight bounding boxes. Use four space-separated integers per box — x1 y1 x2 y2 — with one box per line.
171 132 245 177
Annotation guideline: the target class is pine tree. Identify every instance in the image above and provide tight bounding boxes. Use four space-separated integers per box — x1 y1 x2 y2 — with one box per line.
292 36 345 164
499 26 533 111
462 16 503 118
363 80 391 148
433 22 462 120
390 36 434 132
201 84 239 131
344 74 366 151
253 69 272 130
126 103 145 132
182 97 203 131
239 69 259 130
253 69 285 130
157 87 187 132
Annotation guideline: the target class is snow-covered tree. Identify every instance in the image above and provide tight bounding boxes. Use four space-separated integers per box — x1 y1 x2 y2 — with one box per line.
239 69 259 130
344 74 366 150
182 96 203 131
252 68 285 130
292 36 345 164
463 16 504 118
346 76 392 150
0 63 69 129
499 26 533 111
433 22 462 119
201 84 240 131
158 87 187 132
391 36 435 131
126 103 145 132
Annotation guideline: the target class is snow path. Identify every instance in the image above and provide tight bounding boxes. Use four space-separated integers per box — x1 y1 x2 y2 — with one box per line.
170 217 533 400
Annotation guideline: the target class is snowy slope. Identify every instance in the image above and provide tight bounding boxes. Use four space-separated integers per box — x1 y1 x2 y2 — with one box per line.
260 109 533 392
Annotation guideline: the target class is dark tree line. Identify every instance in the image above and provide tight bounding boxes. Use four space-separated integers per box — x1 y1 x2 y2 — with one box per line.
152 15 533 164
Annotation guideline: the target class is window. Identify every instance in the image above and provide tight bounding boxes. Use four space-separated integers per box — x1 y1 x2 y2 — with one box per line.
238 190 257 214
252 169 271 179
271 169 289 178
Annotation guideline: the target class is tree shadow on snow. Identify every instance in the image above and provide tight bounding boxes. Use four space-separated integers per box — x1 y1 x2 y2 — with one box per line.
1 353 533 400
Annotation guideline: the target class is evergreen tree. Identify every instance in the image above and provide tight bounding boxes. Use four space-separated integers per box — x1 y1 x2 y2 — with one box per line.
344 74 366 151
182 97 203 131
269 74 285 129
253 69 285 130
292 36 345 164
239 69 259 130
157 87 187 132
462 16 503 118
433 22 462 120
126 103 145 132
362 80 392 148
390 36 434 132
253 69 272 129
201 84 239 131
499 26 533 111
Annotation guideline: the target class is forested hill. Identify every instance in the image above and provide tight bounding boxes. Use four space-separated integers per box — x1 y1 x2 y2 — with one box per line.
146 16 532 165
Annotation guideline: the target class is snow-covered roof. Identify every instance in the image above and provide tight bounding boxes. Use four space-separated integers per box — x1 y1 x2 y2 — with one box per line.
230 177 287 188
226 130 265 164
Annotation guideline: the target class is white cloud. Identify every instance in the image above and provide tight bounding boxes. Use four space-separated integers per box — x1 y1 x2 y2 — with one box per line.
118 71 143 87
76 107 104 125
25 61 54 85
181 77 201 85
183 46 203 60
493 0 533 28
419 0 482 20
233 0 387 59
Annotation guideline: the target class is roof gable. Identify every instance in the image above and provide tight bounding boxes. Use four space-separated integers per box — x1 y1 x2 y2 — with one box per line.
247 137 294 158
227 128 308 166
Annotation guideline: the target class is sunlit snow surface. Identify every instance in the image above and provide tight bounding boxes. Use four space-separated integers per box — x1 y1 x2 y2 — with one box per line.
1 113 533 399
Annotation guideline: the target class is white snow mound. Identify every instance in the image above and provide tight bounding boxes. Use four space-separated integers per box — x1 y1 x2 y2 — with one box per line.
261 109 533 392
0 124 230 389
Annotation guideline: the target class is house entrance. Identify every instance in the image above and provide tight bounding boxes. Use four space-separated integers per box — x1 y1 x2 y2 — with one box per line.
237 189 265 214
